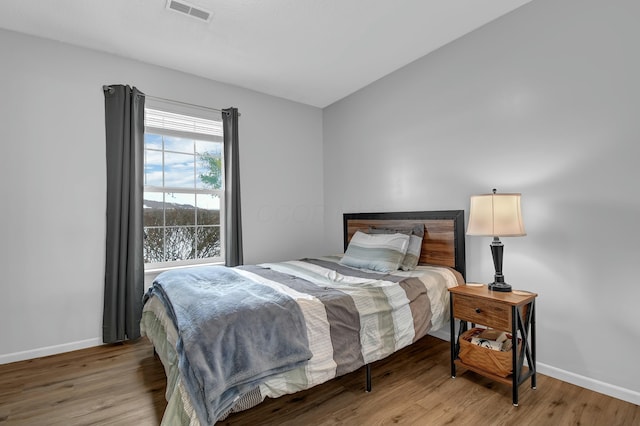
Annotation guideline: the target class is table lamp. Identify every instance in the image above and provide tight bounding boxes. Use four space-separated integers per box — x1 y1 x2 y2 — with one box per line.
466 189 526 292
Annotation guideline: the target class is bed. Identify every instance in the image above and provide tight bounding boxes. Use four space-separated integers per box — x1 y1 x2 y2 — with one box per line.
141 210 466 425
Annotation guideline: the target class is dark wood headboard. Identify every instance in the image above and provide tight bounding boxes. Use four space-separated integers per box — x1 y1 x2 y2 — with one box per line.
343 210 466 280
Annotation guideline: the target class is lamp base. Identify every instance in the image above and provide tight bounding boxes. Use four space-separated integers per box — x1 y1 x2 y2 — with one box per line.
489 237 512 292
488 281 512 292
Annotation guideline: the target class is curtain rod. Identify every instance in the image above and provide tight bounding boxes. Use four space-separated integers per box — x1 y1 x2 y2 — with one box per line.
146 94 240 116
146 95 221 113
102 86 239 116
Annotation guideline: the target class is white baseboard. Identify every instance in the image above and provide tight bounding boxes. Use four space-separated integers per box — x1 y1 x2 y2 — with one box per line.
428 327 451 341
0 338 102 365
537 362 640 406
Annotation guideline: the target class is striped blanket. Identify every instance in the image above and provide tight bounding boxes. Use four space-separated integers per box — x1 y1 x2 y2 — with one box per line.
141 256 460 425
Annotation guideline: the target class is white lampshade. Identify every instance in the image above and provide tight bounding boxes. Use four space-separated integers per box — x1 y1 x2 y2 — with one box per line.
467 192 526 237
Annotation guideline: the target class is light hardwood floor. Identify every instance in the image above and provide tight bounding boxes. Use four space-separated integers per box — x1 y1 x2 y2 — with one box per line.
0 336 637 425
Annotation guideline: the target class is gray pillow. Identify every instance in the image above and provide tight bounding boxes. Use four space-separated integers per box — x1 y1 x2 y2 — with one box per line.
340 231 410 272
368 224 424 271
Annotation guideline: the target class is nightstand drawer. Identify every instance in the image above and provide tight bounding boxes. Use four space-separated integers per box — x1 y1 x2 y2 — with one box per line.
452 294 511 330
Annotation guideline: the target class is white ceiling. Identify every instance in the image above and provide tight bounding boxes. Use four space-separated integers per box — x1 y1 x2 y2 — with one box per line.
0 0 532 108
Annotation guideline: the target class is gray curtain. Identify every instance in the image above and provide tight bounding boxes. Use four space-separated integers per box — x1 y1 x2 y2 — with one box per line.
222 108 243 266
102 84 145 343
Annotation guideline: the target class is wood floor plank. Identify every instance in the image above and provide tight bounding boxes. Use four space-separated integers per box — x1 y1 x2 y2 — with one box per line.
0 341 166 425
0 336 638 425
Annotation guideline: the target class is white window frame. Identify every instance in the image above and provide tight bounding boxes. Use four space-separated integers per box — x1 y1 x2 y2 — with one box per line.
143 98 225 269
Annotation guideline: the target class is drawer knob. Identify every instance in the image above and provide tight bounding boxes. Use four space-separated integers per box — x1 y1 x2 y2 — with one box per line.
475 308 482 313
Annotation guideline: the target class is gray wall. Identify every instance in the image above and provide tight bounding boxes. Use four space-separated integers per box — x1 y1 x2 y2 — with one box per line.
0 29 324 362
323 0 639 403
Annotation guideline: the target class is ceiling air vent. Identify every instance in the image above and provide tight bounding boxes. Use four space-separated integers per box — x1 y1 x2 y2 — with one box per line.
166 0 213 22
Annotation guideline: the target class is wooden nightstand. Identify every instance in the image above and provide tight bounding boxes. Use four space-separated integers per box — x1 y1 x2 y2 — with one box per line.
448 284 537 406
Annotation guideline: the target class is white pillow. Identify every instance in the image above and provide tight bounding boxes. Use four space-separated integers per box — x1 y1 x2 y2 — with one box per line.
339 231 410 272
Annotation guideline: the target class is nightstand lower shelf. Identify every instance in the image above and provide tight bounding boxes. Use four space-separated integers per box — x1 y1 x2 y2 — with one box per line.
454 359 533 387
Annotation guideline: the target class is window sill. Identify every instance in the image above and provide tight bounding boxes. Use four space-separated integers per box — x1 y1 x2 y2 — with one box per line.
145 261 224 275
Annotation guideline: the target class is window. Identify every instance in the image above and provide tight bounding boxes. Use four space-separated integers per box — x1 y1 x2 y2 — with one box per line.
143 102 224 267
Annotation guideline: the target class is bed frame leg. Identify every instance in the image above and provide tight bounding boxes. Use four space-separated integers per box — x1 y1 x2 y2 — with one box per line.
365 364 372 392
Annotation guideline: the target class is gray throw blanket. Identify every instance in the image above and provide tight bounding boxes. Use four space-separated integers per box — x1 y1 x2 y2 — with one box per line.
145 266 312 425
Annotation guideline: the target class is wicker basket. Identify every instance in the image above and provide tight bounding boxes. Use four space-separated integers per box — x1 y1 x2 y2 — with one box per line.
458 328 519 377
